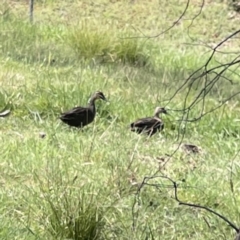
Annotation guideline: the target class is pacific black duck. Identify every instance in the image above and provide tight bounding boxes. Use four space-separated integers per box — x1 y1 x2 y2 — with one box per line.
130 107 168 136
60 91 107 128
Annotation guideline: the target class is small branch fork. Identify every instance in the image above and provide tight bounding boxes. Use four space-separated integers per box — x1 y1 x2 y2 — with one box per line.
161 26 240 126
132 175 240 238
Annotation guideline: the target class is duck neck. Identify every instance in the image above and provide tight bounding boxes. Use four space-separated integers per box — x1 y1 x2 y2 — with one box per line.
88 97 96 112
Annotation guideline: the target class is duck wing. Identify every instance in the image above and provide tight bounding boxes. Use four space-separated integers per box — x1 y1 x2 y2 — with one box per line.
60 106 95 127
130 117 164 135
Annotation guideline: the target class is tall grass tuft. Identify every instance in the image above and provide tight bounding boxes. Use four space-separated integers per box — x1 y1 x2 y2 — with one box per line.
68 27 149 67
26 173 107 240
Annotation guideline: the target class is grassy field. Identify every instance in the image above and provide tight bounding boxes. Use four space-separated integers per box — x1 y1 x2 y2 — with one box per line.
1 0 240 239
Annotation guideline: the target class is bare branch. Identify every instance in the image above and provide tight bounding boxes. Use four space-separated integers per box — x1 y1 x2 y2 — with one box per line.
132 175 240 235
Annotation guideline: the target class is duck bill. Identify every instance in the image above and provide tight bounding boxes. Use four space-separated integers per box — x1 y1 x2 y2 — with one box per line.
101 96 108 101
162 110 170 115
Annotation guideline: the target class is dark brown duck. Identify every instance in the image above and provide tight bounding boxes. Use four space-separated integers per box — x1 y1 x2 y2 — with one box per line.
130 107 167 136
60 91 107 128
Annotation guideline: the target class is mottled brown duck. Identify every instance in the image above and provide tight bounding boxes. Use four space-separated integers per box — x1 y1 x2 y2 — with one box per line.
130 107 167 136
60 91 107 128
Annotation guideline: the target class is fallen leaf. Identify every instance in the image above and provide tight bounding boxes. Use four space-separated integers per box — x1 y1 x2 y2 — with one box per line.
0 109 11 117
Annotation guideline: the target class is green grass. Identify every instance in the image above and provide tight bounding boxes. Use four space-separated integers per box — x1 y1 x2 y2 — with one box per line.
1 0 240 239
